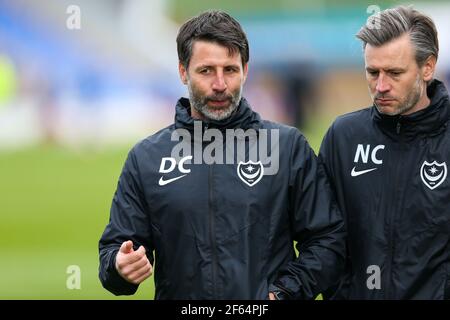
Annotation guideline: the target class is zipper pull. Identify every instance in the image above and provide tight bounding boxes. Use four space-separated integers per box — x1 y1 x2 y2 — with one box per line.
396 121 401 134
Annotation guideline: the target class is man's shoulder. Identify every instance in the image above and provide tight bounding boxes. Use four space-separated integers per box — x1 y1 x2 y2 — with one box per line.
259 120 312 150
333 107 373 125
260 119 307 140
260 120 300 135
129 124 176 154
331 107 373 132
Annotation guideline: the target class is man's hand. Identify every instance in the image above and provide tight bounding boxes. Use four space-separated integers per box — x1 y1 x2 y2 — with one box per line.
115 240 153 284
268 292 276 300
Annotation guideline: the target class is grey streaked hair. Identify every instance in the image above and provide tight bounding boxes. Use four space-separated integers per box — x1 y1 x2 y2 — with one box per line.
357 6 439 66
176 10 249 68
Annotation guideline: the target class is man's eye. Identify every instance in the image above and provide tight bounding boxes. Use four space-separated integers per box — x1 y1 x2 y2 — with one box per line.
199 69 210 74
368 71 378 76
225 67 238 73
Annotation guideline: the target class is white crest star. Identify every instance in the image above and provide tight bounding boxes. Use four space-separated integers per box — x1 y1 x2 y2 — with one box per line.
429 166 438 175
246 165 255 172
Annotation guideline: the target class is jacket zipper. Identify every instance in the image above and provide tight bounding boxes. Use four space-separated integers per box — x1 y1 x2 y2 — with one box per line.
385 202 396 299
385 118 402 299
206 123 218 298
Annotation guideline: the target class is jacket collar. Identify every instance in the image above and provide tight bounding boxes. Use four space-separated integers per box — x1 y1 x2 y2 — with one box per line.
174 97 262 132
372 79 450 141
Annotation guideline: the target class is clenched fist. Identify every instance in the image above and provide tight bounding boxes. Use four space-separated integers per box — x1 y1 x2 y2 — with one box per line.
115 240 153 284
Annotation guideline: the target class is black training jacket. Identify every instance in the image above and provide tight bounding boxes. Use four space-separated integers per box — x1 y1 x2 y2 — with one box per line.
99 97 345 299
319 80 450 299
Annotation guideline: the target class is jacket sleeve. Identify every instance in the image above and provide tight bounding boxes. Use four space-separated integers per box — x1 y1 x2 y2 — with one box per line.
98 148 154 296
271 130 346 300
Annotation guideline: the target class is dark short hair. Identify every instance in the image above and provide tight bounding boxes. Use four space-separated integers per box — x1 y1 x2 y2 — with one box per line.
176 10 249 68
357 5 439 66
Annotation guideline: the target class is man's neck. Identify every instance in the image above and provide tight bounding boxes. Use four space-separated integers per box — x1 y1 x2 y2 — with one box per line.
403 89 431 116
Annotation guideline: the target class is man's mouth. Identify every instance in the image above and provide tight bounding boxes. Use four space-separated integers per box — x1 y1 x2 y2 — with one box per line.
207 98 230 108
375 98 395 106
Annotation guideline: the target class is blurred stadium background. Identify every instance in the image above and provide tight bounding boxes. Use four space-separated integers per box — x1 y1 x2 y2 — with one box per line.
0 0 449 299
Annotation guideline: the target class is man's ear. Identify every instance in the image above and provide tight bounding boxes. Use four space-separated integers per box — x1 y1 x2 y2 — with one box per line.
243 63 249 82
422 55 437 82
179 62 188 85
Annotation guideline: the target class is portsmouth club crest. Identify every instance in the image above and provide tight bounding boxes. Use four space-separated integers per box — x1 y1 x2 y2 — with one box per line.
237 161 264 187
420 161 447 190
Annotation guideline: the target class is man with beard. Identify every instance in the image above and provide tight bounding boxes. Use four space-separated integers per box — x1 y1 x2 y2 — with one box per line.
319 6 450 299
98 10 345 300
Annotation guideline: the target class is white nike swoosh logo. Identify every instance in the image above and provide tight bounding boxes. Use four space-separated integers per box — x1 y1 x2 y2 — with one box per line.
158 175 187 186
351 167 378 177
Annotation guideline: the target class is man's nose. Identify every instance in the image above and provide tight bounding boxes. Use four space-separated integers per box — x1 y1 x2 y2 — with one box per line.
212 72 227 91
376 74 391 93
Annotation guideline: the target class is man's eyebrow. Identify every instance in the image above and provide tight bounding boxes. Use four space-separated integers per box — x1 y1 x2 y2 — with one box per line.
386 68 405 72
224 64 241 71
365 67 405 72
194 64 241 70
194 64 211 69
193 65 212 72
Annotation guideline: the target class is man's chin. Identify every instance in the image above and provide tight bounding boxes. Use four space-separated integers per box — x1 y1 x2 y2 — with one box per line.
375 103 401 116
202 106 235 121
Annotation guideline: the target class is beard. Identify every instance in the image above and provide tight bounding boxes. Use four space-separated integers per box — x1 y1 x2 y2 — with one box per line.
373 75 423 116
187 80 243 121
